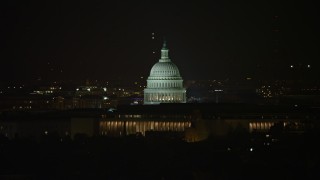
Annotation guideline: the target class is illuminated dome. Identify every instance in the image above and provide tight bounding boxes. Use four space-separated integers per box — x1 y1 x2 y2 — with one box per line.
150 62 181 77
144 41 186 104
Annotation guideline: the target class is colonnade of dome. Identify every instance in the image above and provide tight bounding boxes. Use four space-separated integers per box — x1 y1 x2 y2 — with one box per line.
147 80 183 88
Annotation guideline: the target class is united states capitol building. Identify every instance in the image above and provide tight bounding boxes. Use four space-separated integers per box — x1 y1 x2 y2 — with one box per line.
144 41 186 104
0 41 310 142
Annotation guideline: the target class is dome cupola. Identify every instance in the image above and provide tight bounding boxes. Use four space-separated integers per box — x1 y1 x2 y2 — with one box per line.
149 40 182 78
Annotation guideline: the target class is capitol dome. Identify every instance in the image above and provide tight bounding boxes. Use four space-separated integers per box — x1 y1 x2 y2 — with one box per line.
144 41 186 104
149 62 181 77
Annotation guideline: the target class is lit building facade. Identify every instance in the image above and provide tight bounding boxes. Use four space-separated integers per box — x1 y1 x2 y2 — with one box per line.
0 104 311 141
144 41 186 104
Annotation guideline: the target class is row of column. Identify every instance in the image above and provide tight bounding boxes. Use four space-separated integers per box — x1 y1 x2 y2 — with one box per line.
148 81 181 88
99 121 191 136
145 92 185 102
249 122 274 132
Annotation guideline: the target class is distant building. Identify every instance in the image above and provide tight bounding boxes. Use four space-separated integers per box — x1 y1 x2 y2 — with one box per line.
144 41 186 104
0 104 314 141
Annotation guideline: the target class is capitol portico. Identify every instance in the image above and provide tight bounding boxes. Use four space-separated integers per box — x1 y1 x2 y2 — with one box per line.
144 41 186 104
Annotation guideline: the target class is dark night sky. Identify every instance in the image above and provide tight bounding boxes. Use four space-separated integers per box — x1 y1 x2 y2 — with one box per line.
1 1 319 84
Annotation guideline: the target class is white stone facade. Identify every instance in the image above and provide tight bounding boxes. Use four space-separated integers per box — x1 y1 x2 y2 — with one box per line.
144 41 186 104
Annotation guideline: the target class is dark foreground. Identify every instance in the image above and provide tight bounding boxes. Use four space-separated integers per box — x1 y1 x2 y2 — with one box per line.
1 132 320 180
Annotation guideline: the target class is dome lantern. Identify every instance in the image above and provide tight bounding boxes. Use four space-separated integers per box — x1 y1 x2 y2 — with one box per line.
160 40 170 62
